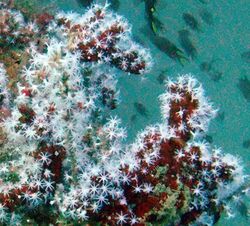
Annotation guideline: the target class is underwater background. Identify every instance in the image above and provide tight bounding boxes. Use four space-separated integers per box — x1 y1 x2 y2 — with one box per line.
8 0 250 225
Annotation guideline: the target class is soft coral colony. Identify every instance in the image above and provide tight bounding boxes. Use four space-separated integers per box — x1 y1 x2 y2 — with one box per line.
0 1 247 226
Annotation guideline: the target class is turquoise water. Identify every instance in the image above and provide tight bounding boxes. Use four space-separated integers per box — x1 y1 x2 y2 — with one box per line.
27 0 250 224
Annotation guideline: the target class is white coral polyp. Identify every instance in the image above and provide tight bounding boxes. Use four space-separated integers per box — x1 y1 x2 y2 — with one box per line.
0 3 246 225
159 74 217 133
0 64 9 107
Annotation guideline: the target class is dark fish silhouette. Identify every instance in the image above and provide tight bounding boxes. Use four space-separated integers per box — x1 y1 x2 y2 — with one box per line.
140 25 187 65
157 71 167 84
144 0 164 34
200 59 223 81
241 51 250 63
243 139 250 149
238 77 250 101
130 114 137 123
217 111 225 121
199 9 213 25
210 71 222 81
200 61 212 72
183 13 201 32
178 29 197 59
134 102 149 117
152 35 188 65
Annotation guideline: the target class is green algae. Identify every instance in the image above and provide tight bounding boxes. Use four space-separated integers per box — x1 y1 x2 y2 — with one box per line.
151 182 192 225
3 171 20 183
155 165 168 179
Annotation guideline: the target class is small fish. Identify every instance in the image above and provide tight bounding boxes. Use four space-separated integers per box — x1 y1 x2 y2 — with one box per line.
178 30 197 59
157 71 167 84
144 0 164 35
200 60 223 81
152 35 188 65
217 111 225 121
238 77 250 101
140 25 187 65
241 51 250 63
199 9 213 25
183 13 201 32
200 61 212 72
243 139 250 149
210 71 222 81
134 102 149 117
130 114 137 123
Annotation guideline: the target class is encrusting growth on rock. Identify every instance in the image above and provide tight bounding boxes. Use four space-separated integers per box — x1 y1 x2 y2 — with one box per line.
0 1 248 225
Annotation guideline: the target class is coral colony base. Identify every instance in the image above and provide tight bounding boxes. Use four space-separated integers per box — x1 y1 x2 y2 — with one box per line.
0 1 248 226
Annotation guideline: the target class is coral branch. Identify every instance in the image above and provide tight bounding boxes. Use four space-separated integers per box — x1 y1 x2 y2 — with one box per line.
0 2 247 226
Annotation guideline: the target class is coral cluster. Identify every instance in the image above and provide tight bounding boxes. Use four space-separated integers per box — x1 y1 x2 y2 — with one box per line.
54 10 151 74
0 1 247 226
